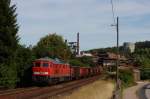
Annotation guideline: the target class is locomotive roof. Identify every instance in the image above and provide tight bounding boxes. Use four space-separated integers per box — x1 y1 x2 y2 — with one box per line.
35 57 69 65
71 66 90 68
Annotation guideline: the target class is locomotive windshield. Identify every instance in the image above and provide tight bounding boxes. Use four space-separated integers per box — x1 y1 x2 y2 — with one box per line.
34 62 49 67
35 62 41 67
43 63 49 67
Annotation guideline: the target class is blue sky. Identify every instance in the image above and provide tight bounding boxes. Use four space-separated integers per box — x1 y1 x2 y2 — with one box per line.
12 0 150 50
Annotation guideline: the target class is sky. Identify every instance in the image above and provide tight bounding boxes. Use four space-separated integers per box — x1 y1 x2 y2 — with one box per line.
12 0 150 50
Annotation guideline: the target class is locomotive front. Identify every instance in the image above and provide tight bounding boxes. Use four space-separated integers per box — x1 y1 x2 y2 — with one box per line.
32 58 72 84
32 58 52 83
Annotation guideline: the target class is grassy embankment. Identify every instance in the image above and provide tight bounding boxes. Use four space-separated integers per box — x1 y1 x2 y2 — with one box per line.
50 77 115 99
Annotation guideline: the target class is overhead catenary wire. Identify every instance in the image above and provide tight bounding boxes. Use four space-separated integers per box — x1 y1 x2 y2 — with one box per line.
110 0 116 24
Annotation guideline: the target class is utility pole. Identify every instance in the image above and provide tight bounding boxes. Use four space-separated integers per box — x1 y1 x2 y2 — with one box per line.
111 17 120 99
77 32 80 55
111 17 119 89
116 17 119 89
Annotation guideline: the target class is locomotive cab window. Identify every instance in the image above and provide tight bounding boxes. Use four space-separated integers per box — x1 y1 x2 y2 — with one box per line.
43 63 49 67
35 62 41 67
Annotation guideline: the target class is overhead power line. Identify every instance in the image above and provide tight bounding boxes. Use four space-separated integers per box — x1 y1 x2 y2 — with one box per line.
110 0 116 24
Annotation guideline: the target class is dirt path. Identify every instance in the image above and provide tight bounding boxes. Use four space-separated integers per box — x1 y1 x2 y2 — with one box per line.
51 79 115 99
123 81 149 99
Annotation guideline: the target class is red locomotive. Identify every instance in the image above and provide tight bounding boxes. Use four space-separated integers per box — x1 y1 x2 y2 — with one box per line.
32 57 101 84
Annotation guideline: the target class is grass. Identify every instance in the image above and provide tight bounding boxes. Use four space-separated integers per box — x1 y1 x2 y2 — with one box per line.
50 78 115 99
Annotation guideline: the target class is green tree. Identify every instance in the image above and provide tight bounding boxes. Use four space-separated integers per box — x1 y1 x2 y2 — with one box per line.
33 33 71 61
0 0 19 88
15 45 35 87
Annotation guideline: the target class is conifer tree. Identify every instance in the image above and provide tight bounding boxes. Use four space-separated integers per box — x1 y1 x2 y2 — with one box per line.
0 0 19 88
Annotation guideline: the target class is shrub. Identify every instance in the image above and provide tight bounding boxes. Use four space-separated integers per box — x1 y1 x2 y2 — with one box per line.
141 69 150 80
119 69 134 88
69 59 85 66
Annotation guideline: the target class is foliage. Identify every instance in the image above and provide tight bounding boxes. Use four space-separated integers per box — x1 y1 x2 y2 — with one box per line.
135 41 150 49
0 62 18 88
140 69 150 80
133 47 150 79
69 59 85 66
15 45 35 87
88 46 125 57
119 69 134 88
89 47 117 54
0 0 19 88
33 33 71 61
69 56 95 67
77 56 95 67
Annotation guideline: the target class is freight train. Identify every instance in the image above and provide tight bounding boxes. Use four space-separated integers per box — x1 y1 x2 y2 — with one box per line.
32 57 101 84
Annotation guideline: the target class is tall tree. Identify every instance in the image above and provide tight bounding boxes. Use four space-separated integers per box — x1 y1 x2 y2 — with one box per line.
0 0 19 88
33 33 71 61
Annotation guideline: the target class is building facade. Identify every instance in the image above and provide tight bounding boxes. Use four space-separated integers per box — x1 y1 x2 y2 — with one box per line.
123 42 135 53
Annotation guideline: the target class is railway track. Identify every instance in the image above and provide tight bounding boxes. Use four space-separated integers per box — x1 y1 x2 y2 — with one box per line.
0 75 101 99
0 87 39 96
